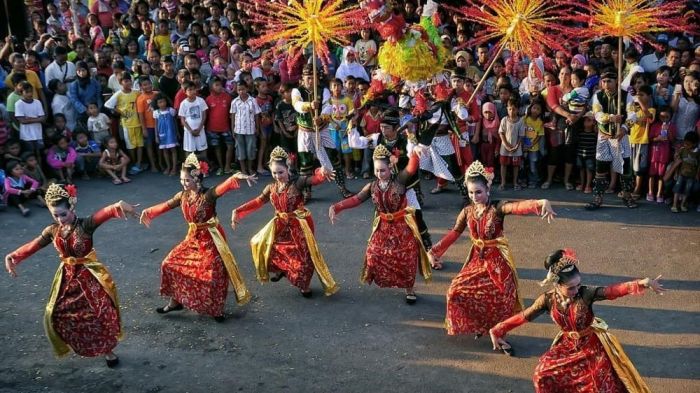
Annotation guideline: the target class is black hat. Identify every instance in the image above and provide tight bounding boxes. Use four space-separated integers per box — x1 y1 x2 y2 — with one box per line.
380 108 400 126
450 66 467 80
600 69 617 80
302 64 314 77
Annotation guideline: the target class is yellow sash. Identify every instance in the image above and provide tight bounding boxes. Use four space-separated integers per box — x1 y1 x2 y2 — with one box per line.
187 217 251 305
365 207 432 284
250 208 339 296
46 249 122 357
465 236 524 311
551 317 651 393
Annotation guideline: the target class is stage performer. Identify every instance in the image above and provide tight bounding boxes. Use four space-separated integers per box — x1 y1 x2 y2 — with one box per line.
428 161 556 346
4 183 138 367
293 65 354 202
231 147 339 298
329 143 433 304
490 248 661 392
139 153 255 322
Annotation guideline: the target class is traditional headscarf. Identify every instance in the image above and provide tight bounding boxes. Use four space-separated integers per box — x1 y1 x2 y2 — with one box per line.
481 102 500 129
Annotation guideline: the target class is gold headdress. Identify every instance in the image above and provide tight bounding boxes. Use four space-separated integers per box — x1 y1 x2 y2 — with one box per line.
540 248 579 286
269 146 289 161
465 160 495 187
372 144 392 160
45 183 77 209
183 153 209 177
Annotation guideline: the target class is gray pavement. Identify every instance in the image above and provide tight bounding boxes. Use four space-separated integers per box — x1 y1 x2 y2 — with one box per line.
1 173 699 393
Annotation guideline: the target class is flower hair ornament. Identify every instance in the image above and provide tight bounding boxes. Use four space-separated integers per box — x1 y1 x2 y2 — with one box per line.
183 153 209 178
372 144 392 160
540 248 579 286
45 183 78 209
465 160 495 188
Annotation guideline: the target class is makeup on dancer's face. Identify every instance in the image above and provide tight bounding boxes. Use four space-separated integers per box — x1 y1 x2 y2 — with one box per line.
467 181 489 204
270 162 289 183
374 160 391 180
558 275 581 298
180 171 198 190
49 205 74 226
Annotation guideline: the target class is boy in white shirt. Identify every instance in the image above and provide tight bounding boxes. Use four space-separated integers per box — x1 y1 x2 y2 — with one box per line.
178 81 209 157
14 81 46 166
86 102 111 145
229 83 261 175
49 79 77 131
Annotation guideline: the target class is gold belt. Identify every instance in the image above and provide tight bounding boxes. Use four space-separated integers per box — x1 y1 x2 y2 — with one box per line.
60 249 98 265
379 210 407 222
563 327 594 340
276 209 311 220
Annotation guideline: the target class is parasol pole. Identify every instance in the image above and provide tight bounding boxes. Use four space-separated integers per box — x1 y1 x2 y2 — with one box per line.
464 42 507 107
616 35 623 135
312 42 321 154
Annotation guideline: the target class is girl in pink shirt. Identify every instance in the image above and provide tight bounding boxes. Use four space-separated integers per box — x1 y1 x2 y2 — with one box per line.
46 135 77 183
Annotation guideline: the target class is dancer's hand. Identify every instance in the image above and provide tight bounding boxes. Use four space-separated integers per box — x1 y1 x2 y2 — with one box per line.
412 144 427 158
117 201 139 219
328 205 338 224
428 251 443 270
231 210 238 230
539 199 557 224
234 172 257 187
640 275 665 295
320 167 336 182
489 328 509 351
5 255 17 278
139 210 152 228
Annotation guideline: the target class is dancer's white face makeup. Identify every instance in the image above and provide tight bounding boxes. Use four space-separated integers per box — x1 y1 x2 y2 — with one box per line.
374 160 391 181
180 171 199 191
49 205 75 226
270 162 289 184
467 181 489 205
557 275 582 299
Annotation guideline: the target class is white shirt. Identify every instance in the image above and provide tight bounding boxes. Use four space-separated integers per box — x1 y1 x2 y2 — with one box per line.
639 53 666 73
178 97 208 130
45 60 76 84
234 67 263 83
51 93 77 131
230 96 261 135
14 99 45 141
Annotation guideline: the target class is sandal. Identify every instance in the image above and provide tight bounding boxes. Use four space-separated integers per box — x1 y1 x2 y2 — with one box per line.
540 182 550 190
624 198 639 209
474 333 483 340
565 183 574 191
513 185 522 191
681 205 688 212
584 195 603 211
575 185 583 191
121 177 131 183
671 206 679 213
156 303 184 314
112 178 123 185
495 341 514 356
405 293 417 305
270 272 286 282
213 315 226 323
105 354 120 368
498 184 506 191
604 188 615 194
301 289 313 298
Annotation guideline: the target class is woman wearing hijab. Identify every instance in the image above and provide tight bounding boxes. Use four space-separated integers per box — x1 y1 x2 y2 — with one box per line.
335 47 370 83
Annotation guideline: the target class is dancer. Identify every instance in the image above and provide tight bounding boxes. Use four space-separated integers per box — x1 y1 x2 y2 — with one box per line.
292 65 353 202
348 108 433 250
139 153 255 322
231 147 339 298
329 144 432 304
490 249 662 392
4 183 138 367
428 161 556 345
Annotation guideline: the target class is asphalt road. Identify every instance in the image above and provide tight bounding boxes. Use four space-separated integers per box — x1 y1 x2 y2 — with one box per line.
1 173 698 393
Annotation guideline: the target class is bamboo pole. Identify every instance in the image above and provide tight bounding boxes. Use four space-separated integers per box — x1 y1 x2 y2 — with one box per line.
616 36 623 134
464 43 507 107
312 43 320 153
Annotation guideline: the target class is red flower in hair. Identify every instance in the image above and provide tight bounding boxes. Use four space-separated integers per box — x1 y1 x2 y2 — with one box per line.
562 248 577 261
64 184 78 198
288 152 297 163
391 147 401 157
199 161 210 175
484 167 494 175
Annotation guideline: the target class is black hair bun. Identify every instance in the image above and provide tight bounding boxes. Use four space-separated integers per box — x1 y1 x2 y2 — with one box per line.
544 249 564 270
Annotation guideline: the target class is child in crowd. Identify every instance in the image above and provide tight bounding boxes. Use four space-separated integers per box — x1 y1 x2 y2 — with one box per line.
49 79 77 131
563 69 590 115
152 93 180 176
14 81 46 167
72 130 102 179
99 135 131 184
648 107 676 203
3 139 22 164
652 66 674 107
87 102 112 145
523 99 545 188
4 160 42 217
205 77 234 175
577 112 598 193
274 83 299 164
21 151 48 192
46 135 77 183
52 113 72 142
479 101 500 168
360 101 382 179
327 78 355 180
104 73 144 175
179 81 210 160
355 28 377 71
627 85 655 199
499 97 525 190
671 132 699 213
229 83 260 175
136 76 159 172
255 78 274 175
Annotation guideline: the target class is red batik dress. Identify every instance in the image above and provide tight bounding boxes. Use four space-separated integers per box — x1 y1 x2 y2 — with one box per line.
430 200 543 335
234 169 338 295
492 282 652 393
331 154 431 288
8 204 126 357
141 177 251 317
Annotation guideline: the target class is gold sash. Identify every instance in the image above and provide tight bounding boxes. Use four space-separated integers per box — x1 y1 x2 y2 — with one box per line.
250 208 339 296
465 236 523 311
46 249 122 357
551 317 651 393
187 217 251 305
365 207 432 284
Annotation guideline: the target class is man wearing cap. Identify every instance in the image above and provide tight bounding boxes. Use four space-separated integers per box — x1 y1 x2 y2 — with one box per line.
44 46 77 85
640 35 668 74
292 65 354 201
586 69 637 210
348 108 433 249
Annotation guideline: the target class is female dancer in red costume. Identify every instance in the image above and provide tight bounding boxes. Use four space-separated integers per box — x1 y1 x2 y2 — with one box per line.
329 143 431 304
490 249 662 393
4 183 138 367
140 153 256 322
231 147 338 298
429 161 556 350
